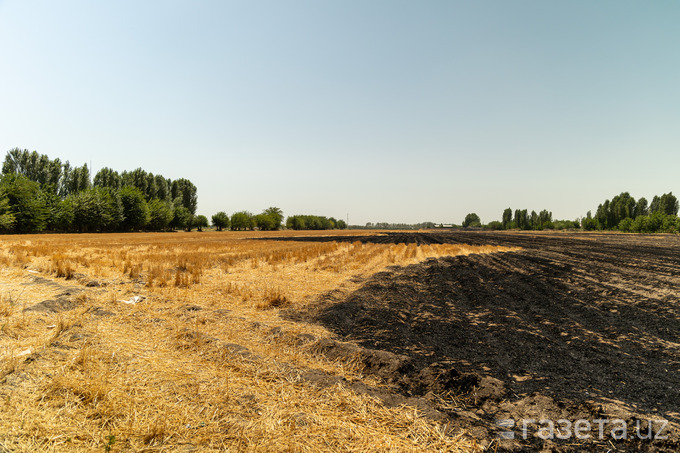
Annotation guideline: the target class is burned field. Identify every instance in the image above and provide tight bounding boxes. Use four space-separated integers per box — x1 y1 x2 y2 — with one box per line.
285 231 680 451
0 230 678 452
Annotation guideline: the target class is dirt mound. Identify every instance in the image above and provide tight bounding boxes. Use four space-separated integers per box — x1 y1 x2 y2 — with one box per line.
23 291 83 314
311 338 412 381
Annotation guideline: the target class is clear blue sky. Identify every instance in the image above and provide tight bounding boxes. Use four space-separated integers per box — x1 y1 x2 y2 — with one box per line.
1 1 678 225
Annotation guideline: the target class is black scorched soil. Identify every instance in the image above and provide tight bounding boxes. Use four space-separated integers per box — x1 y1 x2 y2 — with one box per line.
283 231 680 451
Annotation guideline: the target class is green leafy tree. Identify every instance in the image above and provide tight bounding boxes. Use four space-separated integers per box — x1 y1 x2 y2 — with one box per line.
62 163 91 196
194 215 209 231
54 198 75 232
144 173 158 200
582 217 600 231
0 196 16 232
658 192 679 216
3 149 65 194
121 168 149 196
231 211 254 230
286 216 306 230
70 188 123 233
185 214 195 231
263 207 284 230
462 213 481 228
121 168 165 201
629 212 669 233
147 199 174 231
211 212 230 231
43 192 74 232
538 209 553 229
530 210 538 229
70 190 99 233
513 209 529 230
610 192 636 223
581 211 598 231
2 148 39 177
171 205 192 231
308 216 323 229
4 149 41 183
0 173 48 233
99 188 124 231
171 178 198 215
631 215 646 233
120 186 150 231
44 157 64 193
154 175 171 202
58 162 72 197
93 167 122 190
649 196 660 215
255 213 276 231
336 219 347 229
594 201 611 230
645 212 665 233
2 148 26 175
618 217 633 233
662 215 680 234
502 208 512 229
635 197 649 217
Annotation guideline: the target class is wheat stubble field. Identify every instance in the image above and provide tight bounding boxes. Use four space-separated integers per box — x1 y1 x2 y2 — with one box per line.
1 230 679 452
0 230 516 452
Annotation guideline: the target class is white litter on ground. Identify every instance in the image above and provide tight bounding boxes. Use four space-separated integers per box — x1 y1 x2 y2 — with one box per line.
118 295 145 305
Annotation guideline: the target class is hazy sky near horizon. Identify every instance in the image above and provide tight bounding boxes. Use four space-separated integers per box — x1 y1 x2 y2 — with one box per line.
1 1 678 225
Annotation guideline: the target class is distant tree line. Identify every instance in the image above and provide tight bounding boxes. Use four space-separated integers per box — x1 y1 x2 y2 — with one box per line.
286 215 346 230
206 210 347 232
214 207 285 231
5 150 678 236
0 148 350 235
0 148 197 233
458 191 679 234
353 222 436 230
457 209 579 231
496 208 578 230
582 192 679 233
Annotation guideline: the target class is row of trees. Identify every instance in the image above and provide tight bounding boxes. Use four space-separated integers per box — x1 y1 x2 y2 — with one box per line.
208 210 348 231
3 148 91 196
0 149 198 233
461 209 579 231
4 150 678 235
0 150 350 235
499 208 564 230
583 192 679 233
458 192 679 234
210 207 285 231
286 215 347 230
358 222 437 229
